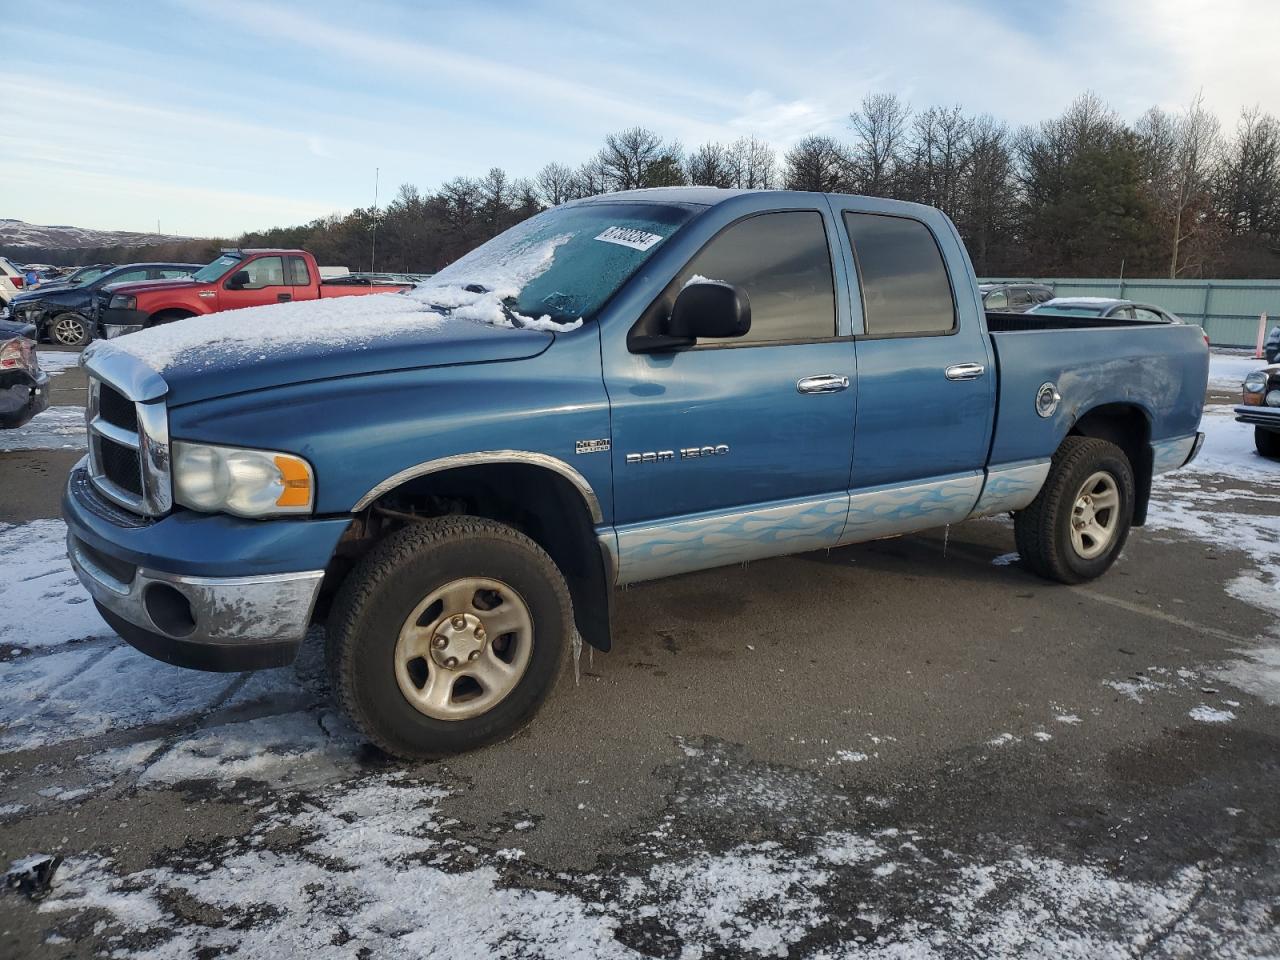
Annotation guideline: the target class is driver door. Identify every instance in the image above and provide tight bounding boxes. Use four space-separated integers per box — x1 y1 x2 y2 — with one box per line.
220 255 291 311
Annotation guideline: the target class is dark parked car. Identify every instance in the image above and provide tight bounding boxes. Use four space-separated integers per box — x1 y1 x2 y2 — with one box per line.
0 318 49 429
1239 364 1280 458
8 262 200 346
980 283 1055 312
1265 324 1279 364
1028 297 1184 324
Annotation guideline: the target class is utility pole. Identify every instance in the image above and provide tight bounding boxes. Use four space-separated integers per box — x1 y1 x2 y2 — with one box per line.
370 167 380 275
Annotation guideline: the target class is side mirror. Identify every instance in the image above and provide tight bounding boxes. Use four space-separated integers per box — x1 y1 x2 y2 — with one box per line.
227 270 251 290
631 280 751 353
669 280 751 340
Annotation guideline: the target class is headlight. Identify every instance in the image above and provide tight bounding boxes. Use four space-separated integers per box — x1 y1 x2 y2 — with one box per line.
108 294 136 310
1244 372 1267 393
172 441 314 517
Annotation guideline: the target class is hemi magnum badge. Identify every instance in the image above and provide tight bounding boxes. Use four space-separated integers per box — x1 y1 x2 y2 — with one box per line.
576 439 610 454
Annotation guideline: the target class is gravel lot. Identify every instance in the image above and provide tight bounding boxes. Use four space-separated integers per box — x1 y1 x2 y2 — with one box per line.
1 349 1278 958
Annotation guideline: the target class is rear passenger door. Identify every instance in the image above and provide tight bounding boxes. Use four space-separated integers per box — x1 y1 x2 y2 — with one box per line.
287 256 315 301
834 207 995 541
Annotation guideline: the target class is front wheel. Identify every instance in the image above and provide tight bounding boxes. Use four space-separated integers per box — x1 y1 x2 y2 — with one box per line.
327 516 572 760
1257 427 1280 459
1014 436 1135 584
50 312 92 346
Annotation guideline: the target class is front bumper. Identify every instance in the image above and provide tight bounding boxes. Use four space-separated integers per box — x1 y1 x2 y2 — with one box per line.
1236 405 1280 430
63 459 351 671
99 306 148 339
0 368 50 428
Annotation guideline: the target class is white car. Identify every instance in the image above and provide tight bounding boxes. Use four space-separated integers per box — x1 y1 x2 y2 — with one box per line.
0 256 28 316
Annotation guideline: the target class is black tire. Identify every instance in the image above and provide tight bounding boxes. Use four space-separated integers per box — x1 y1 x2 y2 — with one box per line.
327 516 571 760
49 312 92 346
1014 436 1135 584
1257 427 1280 459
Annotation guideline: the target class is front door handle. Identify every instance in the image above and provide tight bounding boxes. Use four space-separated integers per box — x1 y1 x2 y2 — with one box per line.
277 292 293 302
945 362 986 381
797 374 850 395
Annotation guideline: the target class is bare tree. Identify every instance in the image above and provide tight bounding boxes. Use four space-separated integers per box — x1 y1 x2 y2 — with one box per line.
1215 106 1280 238
849 92 909 196
905 104 972 216
596 127 687 191
535 162 579 207
783 135 851 192
726 136 777 188
956 115 1015 275
686 141 735 187
1139 95 1222 277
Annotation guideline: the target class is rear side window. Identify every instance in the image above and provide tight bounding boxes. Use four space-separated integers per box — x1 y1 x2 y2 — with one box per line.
157 268 191 279
110 269 148 285
288 256 311 286
1009 288 1032 307
682 211 835 343
843 213 955 336
985 289 1007 309
1133 307 1166 323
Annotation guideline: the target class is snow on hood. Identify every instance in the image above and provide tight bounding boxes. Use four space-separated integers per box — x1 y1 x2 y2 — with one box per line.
109 234 582 374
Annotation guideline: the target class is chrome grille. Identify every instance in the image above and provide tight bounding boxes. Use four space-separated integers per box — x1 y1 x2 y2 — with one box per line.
97 383 139 432
84 348 171 517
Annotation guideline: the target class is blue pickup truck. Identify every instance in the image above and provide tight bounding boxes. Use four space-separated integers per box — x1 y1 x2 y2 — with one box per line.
64 188 1209 758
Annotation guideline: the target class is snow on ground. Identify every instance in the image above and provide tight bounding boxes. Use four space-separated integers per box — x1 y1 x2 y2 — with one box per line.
34 349 81 378
31 762 1280 958
0 519 110 651
1146 404 1280 706
1208 349 1272 392
0 405 84 451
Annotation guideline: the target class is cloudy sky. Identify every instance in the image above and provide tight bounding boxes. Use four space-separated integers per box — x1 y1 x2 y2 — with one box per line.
8 0 1279 238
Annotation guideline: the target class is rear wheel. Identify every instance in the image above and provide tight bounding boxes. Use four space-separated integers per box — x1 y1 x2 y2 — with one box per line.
50 312 91 346
1014 436 1134 584
1257 427 1280 459
326 516 572 760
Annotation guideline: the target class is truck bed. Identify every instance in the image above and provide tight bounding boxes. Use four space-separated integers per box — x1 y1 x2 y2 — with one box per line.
984 314 1209 467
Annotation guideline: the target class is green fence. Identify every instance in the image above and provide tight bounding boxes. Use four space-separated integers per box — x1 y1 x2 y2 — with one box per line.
979 277 1280 348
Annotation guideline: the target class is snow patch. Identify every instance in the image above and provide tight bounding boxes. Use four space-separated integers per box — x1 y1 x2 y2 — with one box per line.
1188 705 1236 724
0 519 112 651
0 405 85 451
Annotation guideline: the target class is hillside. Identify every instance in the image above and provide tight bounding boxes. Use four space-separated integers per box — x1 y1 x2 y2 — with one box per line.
0 219 196 250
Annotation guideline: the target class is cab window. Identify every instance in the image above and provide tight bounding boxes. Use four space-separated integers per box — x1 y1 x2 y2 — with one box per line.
844 213 956 336
288 256 311 286
985 289 1008 309
233 256 286 290
679 211 836 344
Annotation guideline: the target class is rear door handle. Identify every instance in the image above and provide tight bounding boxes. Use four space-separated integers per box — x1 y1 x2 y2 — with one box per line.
277 292 293 302
797 374 850 394
945 362 985 381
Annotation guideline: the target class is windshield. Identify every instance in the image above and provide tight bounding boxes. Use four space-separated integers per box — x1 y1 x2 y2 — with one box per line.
67 266 109 285
1029 303 1106 317
409 201 696 327
192 254 242 283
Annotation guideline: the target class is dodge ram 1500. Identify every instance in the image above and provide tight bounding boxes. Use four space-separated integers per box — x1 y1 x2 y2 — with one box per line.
64 188 1209 759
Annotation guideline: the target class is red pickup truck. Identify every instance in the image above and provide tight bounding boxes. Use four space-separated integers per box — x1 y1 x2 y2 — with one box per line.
97 249 412 338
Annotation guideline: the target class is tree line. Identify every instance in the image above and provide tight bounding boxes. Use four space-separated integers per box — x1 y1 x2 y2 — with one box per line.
11 92 1280 279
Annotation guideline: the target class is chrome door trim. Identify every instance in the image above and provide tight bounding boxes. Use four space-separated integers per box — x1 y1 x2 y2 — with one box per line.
796 374 850 394
615 493 849 584
838 472 984 545
944 362 986 381
352 450 603 523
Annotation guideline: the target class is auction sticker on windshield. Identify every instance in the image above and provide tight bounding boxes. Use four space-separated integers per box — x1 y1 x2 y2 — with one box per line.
595 226 664 251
